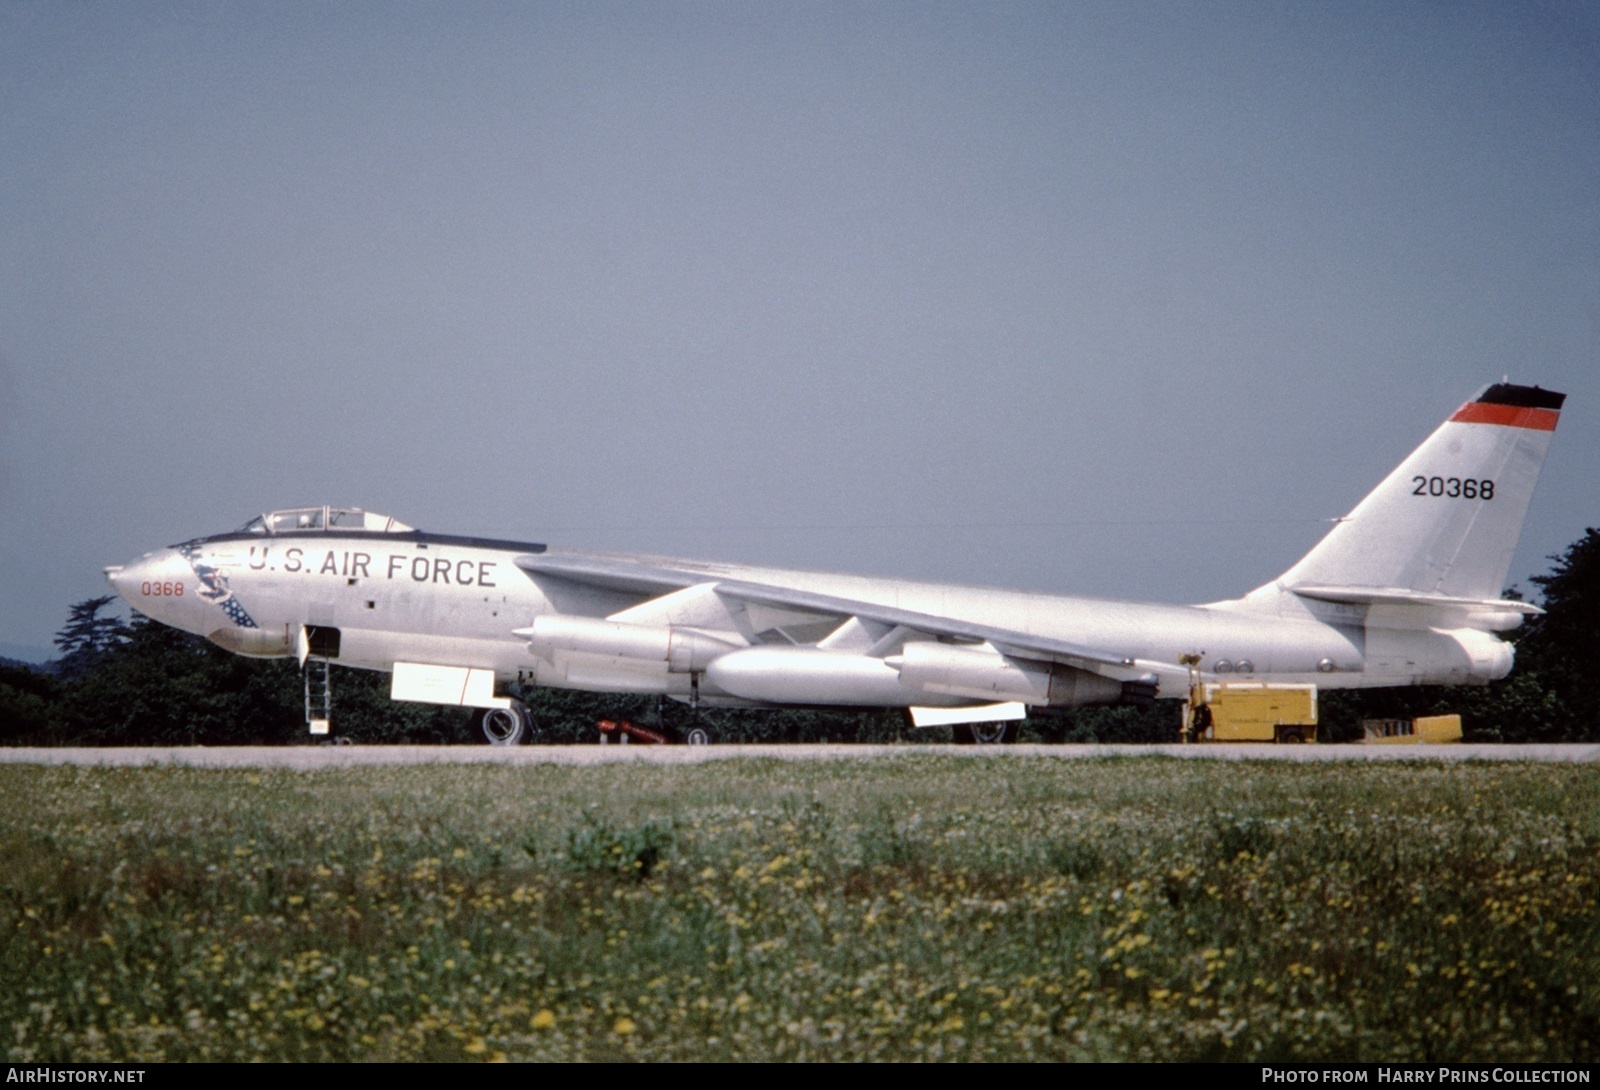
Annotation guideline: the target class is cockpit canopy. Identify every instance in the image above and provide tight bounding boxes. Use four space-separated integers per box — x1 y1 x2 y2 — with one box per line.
238 507 415 535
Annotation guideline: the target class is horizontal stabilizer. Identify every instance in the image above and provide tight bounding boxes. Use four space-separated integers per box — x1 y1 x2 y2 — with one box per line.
1288 585 1542 615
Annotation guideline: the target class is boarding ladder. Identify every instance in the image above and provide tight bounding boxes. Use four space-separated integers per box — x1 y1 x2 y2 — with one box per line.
304 656 332 736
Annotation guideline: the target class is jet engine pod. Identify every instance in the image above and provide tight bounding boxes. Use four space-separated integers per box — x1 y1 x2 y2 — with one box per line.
891 642 1125 707
704 646 968 707
521 615 737 673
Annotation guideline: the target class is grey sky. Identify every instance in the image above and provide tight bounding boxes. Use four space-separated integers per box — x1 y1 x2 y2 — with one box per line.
2 1 1596 659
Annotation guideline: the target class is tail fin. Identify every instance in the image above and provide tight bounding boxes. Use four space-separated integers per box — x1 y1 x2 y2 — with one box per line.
1259 382 1564 604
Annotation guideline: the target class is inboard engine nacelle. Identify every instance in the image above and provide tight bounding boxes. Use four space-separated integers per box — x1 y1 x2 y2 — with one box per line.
518 615 738 673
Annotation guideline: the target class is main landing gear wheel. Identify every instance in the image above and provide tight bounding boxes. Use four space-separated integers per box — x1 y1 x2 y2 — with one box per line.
953 721 1020 745
683 725 713 746
480 700 533 746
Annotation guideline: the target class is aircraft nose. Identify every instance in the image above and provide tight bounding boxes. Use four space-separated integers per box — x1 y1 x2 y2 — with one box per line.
105 559 134 603
104 561 136 601
105 547 195 625
107 551 156 602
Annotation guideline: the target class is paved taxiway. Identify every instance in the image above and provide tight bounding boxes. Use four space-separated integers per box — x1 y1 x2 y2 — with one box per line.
1 744 1597 768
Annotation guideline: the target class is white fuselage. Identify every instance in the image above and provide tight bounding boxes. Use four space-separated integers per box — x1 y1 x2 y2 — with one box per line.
108 527 1510 710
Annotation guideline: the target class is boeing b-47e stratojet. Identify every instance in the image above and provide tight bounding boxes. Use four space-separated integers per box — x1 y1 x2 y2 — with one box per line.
106 382 1564 743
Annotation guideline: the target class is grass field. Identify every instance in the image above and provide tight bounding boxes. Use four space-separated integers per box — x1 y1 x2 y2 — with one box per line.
2 754 1596 1062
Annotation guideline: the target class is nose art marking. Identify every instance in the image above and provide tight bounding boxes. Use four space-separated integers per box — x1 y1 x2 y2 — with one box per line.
176 544 259 628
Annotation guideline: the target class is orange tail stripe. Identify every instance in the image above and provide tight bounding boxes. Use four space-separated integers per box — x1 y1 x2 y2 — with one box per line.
1450 402 1560 431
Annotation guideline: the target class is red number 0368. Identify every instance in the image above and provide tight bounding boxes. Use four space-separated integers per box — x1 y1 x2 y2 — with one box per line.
141 581 184 596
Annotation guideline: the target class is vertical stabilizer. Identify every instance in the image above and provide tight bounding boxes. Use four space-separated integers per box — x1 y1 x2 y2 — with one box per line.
1262 383 1563 601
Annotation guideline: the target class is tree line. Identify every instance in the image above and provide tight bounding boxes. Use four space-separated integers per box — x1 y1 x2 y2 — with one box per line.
2 529 1594 746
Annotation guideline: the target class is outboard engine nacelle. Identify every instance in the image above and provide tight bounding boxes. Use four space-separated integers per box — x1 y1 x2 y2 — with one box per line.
889 642 1125 708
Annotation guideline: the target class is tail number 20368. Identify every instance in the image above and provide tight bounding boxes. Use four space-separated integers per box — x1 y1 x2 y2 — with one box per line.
1412 476 1494 500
